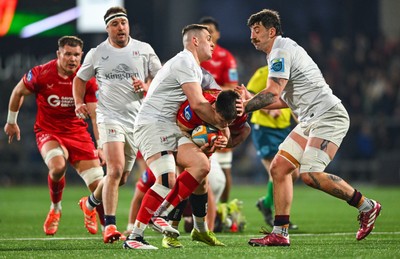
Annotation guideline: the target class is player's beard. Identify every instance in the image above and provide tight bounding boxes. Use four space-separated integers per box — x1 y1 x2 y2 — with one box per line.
60 65 76 76
112 33 128 48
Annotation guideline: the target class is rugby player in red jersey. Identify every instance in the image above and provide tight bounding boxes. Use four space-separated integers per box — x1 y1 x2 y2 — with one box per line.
4 36 105 236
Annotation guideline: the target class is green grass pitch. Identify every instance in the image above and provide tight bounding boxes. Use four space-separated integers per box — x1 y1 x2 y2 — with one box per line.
0 183 399 258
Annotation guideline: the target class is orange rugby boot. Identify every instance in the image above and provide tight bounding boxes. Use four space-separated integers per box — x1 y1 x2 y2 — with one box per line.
43 209 61 235
103 224 123 243
79 197 98 234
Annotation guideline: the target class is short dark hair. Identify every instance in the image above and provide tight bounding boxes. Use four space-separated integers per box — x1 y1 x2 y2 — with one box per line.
58 36 83 49
198 16 219 31
247 9 283 36
104 6 127 22
181 24 209 36
215 90 240 121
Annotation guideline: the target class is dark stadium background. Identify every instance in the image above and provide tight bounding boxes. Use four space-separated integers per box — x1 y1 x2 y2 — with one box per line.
1 0 399 185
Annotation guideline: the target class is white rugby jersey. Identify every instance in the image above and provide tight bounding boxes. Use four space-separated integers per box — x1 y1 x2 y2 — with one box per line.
268 36 341 123
201 67 221 91
135 49 203 125
77 37 162 127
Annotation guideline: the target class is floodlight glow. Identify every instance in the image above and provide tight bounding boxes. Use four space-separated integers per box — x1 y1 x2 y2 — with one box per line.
20 7 80 38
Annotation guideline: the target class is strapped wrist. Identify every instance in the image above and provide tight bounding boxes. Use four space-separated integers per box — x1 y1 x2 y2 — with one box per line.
7 110 19 124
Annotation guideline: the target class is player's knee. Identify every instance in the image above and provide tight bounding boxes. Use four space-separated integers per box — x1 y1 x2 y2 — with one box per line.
149 153 176 178
48 163 67 179
269 161 282 180
45 148 67 177
107 164 124 180
300 146 331 174
49 169 66 180
49 163 67 176
192 156 210 179
270 154 297 180
44 147 65 166
80 166 104 187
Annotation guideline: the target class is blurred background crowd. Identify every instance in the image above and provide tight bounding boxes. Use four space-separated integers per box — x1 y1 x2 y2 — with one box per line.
1 0 399 185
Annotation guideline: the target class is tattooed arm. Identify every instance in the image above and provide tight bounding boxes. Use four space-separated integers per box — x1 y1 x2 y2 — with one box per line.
244 77 288 113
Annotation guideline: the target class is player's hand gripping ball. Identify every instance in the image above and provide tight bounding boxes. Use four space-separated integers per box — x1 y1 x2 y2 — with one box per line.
191 125 219 147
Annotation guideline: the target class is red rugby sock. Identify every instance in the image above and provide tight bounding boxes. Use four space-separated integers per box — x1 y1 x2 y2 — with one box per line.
48 174 65 204
165 170 199 208
136 189 164 224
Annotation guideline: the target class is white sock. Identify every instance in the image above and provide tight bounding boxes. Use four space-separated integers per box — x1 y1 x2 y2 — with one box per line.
51 202 62 213
86 193 100 211
272 225 289 238
86 200 95 211
193 215 208 233
130 220 147 237
358 198 375 212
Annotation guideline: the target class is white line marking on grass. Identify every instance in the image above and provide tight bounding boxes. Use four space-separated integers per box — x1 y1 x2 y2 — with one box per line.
291 232 400 237
1 232 399 241
238 232 400 238
1 237 101 241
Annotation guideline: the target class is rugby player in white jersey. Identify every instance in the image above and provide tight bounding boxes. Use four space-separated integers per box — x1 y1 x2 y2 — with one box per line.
241 9 381 247
122 68 242 249
123 24 233 250
73 6 162 243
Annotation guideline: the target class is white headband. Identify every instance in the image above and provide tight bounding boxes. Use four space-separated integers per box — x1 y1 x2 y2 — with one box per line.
104 12 128 26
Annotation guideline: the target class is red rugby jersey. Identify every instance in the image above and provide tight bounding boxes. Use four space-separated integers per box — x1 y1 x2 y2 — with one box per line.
201 44 238 86
23 59 98 134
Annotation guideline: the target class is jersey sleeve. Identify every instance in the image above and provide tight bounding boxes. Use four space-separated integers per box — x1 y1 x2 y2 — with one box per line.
84 77 98 103
176 100 203 130
176 90 216 129
146 44 162 78
77 48 96 81
22 65 41 93
201 68 221 91
268 48 290 80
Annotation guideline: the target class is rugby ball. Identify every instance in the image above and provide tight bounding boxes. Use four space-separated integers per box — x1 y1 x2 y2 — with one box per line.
191 125 219 147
